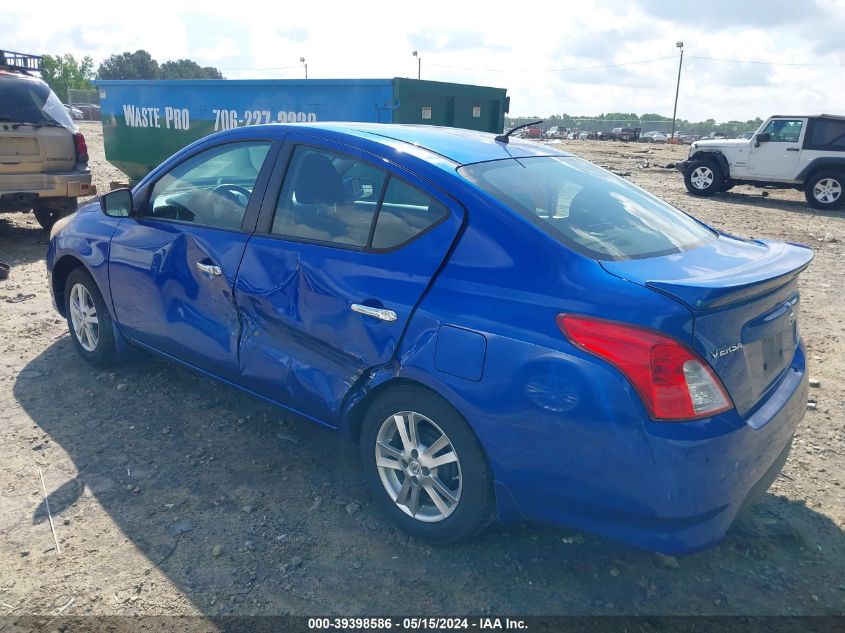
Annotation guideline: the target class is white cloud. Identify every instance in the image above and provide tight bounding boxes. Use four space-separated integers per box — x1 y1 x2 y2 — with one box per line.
195 38 241 63
2 0 843 121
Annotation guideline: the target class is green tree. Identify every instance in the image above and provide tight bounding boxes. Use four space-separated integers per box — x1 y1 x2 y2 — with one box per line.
41 54 95 102
160 59 224 80
97 50 160 80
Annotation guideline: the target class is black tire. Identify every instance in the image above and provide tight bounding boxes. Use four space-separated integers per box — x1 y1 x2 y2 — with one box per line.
683 159 723 196
34 197 78 231
719 181 735 193
64 268 117 365
360 384 495 544
804 171 845 210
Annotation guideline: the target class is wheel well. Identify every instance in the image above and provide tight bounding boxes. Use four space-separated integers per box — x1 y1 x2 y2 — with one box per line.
691 151 729 177
804 165 845 185
51 255 86 317
345 377 423 444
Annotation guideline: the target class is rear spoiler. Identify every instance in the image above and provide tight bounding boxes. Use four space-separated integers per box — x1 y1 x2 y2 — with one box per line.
644 241 814 310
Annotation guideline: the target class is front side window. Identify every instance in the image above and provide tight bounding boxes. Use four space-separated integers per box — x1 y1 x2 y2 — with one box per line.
459 156 715 261
760 119 804 143
147 142 271 230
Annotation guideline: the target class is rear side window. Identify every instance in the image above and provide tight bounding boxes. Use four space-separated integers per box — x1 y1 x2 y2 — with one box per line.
806 119 845 151
458 156 715 261
272 146 387 247
371 177 448 249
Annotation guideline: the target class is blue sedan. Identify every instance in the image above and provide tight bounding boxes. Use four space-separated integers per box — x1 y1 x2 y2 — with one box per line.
47 123 813 553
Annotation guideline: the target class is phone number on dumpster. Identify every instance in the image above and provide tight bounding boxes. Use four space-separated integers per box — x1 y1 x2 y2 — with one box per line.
213 108 317 130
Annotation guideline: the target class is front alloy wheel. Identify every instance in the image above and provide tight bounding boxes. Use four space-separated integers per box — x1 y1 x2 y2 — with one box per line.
691 166 714 189
69 282 99 352
63 268 117 365
375 411 462 522
684 159 723 196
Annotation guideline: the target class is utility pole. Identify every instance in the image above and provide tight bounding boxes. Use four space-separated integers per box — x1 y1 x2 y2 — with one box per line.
670 41 684 143
300 57 307 79
412 50 420 79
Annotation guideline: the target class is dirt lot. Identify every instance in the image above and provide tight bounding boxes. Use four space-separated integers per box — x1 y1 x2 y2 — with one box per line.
0 123 843 621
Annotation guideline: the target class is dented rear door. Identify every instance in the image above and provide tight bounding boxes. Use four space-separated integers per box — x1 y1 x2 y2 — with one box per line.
234 137 464 427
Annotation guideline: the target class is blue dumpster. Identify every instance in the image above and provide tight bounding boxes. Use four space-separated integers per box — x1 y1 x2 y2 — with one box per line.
94 78 509 180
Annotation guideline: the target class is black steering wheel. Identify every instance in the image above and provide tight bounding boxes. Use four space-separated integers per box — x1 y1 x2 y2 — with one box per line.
212 184 251 208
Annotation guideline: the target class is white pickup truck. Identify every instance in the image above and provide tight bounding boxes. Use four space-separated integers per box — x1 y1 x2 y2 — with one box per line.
677 114 845 210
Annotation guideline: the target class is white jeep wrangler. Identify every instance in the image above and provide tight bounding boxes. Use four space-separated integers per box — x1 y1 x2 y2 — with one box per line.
678 114 845 210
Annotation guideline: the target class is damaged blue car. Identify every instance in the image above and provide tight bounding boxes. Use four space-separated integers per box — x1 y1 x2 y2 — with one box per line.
47 123 813 553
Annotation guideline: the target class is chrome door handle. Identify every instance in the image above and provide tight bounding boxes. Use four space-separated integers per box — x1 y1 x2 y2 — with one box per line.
351 303 397 322
195 262 222 276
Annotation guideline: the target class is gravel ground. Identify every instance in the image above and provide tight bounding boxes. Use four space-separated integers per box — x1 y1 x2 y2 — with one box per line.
0 123 843 621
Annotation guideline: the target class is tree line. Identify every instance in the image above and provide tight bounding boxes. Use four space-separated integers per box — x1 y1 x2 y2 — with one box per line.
506 113 766 136
40 50 224 101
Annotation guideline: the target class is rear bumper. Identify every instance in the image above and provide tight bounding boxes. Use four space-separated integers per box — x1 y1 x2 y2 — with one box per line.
676 159 692 174
491 344 808 554
0 165 92 200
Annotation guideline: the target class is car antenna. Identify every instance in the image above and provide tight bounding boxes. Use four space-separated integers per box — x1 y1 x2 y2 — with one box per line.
495 119 544 144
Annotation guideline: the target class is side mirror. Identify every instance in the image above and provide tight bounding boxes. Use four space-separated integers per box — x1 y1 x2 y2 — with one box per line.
754 132 770 147
100 188 133 218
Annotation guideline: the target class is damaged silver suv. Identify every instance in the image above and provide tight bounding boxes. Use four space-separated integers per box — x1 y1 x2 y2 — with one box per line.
0 51 92 230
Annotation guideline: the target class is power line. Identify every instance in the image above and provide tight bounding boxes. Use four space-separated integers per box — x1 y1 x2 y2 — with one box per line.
219 65 300 71
688 54 845 68
429 56 676 73
218 53 845 75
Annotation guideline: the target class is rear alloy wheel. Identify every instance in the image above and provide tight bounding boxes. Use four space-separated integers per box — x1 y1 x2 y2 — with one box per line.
64 268 117 365
684 160 723 197
361 385 494 544
375 411 462 522
805 171 844 210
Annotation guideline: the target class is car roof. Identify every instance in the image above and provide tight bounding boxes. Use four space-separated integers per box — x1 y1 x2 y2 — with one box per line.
221 122 570 167
769 114 845 121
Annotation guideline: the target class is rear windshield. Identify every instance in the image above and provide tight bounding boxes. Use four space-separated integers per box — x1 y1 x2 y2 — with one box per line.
0 76 76 129
458 156 715 260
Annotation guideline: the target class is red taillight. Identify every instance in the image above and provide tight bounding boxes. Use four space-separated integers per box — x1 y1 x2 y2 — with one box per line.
557 314 733 421
73 133 88 164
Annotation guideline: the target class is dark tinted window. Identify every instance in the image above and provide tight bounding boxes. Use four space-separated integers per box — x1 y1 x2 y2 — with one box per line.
808 119 845 150
371 177 448 249
272 146 387 247
0 77 74 128
459 156 715 260
147 142 271 229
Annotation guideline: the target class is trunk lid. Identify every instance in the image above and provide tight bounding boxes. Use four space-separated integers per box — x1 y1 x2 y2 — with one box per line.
0 127 75 174
601 236 813 416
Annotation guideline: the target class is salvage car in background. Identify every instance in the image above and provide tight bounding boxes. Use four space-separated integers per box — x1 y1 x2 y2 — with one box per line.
0 50 92 230
640 131 668 143
48 122 812 553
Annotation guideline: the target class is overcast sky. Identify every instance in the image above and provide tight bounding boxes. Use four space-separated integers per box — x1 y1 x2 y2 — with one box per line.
3 0 844 122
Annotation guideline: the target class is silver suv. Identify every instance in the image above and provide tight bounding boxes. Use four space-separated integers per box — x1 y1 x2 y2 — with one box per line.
0 51 92 230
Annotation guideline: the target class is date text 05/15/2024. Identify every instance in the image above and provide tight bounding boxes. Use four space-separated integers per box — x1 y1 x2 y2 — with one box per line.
120 104 318 131
307 618 527 630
